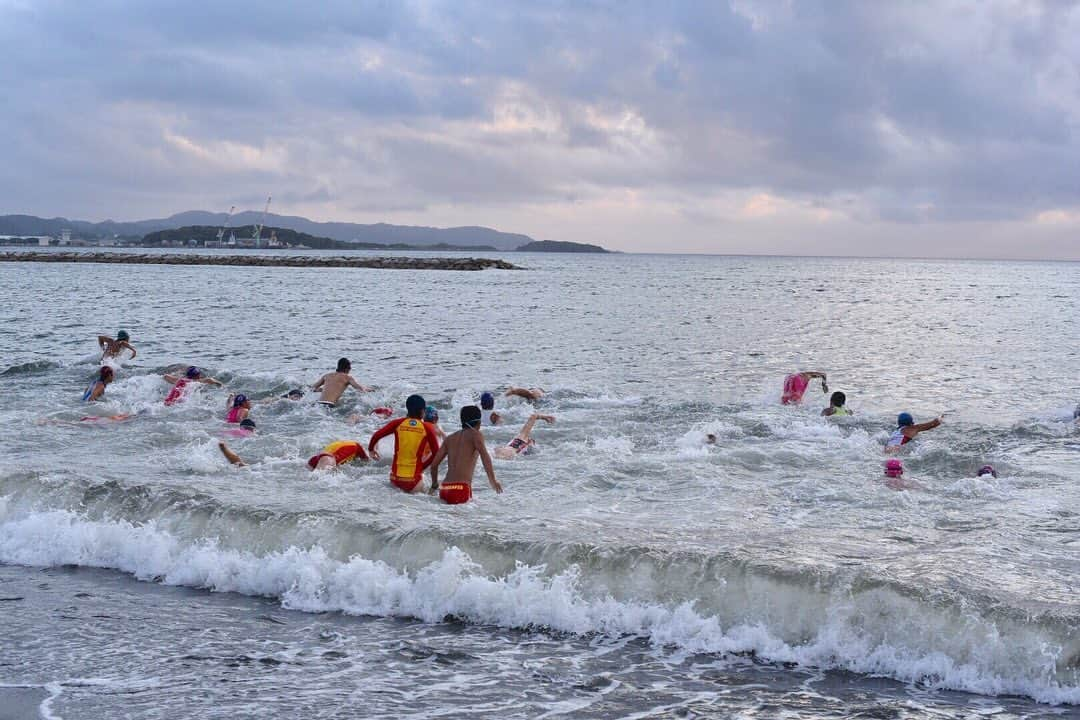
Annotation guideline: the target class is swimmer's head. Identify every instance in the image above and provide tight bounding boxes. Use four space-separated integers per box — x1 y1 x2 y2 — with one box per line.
405 394 426 418
830 391 846 407
480 391 495 410
285 388 304 399
977 464 997 478
116 330 129 341
232 394 249 408
897 412 914 427
706 433 717 444
185 366 202 379
884 459 904 478
336 357 351 372
461 405 482 429
99 366 114 382
240 418 256 430
424 405 439 423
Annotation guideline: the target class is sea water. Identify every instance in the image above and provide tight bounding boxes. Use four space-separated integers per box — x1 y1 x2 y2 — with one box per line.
0 252 1078 718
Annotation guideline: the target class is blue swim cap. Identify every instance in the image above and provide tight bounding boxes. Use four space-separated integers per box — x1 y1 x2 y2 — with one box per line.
116 330 129 341
233 394 248 407
897 412 914 427
405 394 426 415
480 391 495 409
185 366 201 379
424 405 438 422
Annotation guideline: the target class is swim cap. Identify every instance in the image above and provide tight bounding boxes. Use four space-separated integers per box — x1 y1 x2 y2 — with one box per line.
185 366 201 379
480 391 495 410
285 388 304 399
897 412 914 427
884 459 904 478
405 394 426 415
424 405 438 422
977 464 997 478
116 330 129 341
370 406 393 418
233 394 248 407
461 405 482 428
240 418 256 430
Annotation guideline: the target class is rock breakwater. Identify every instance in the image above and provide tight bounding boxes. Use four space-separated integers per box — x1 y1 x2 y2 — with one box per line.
0 251 521 271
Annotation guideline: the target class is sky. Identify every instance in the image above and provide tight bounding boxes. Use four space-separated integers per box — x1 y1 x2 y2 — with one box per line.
2 0 1079 258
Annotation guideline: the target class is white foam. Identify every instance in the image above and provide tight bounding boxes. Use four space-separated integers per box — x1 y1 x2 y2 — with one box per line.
0 506 1076 705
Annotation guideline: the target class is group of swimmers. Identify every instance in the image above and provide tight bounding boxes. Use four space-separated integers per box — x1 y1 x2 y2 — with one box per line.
92 332 553 505
90 332 1073 498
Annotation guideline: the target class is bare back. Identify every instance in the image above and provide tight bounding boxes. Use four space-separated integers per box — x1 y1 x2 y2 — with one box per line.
316 372 352 404
441 429 483 485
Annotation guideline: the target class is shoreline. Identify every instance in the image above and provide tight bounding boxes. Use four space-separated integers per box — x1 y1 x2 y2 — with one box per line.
0 251 521 271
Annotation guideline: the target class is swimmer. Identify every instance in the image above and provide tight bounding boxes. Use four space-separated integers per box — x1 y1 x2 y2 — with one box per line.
425 405 447 443
428 405 501 504
977 464 998 478
98 330 136 362
307 440 369 471
706 433 718 445
821 391 853 417
368 394 441 494
225 393 252 423
221 418 257 439
82 366 114 402
479 391 502 426
162 366 222 405
493 413 555 460
312 358 372 407
884 458 921 490
781 371 828 405
505 387 545 402
885 412 942 452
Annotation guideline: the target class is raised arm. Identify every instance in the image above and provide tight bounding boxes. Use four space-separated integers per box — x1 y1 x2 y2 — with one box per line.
912 417 942 433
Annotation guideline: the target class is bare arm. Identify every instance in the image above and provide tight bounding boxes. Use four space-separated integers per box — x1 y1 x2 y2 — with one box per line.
476 434 500 493
162 373 180 384
123 342 137 359
428 442 448 494
312 374 326 391
218 442 246 467
348 376 373 393
912 417 942 433
199 376 223 387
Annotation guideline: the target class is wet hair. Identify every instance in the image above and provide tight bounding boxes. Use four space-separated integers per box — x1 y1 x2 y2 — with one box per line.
336 357 351 372
461 405 482 429
285 388 304 399
830 391 846 407
240 418 256 430
405 394 426 417
99 366 114 382
480 391 495 410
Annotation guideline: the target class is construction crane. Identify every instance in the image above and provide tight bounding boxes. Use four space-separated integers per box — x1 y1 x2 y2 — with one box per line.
215 205 237 245
253 195 272 247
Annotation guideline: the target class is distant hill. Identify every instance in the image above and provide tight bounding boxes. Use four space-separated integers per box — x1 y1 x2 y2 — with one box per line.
0 212 610 252
142 225 496 251
517 240 609 253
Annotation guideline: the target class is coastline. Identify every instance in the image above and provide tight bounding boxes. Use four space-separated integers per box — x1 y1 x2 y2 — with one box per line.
0 251 521 271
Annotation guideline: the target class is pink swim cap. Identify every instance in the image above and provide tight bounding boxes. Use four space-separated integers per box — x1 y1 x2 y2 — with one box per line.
884 459 904 478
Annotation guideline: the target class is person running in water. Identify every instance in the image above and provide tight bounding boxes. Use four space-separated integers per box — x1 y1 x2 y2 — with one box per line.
368 394 440 494
493 413 555 459
312 358 372 407
163 366 222 405
821 391 852 417
82 366 114 402
781 371 828 405
885 412 942 452
225 393 252 423
98 330 136 362
429 405 501 504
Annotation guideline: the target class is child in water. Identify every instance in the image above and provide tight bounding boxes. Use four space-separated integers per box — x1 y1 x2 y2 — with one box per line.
821 391 852 417
82 366 114 402
98 330 136 362
225 394 252 423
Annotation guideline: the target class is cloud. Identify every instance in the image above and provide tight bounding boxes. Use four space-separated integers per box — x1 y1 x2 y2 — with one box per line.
0 0 1078 257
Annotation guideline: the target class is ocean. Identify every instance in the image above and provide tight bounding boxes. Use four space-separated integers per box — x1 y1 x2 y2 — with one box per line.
1 251 1078 718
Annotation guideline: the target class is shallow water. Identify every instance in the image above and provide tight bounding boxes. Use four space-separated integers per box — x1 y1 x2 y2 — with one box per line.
1 252 1078 717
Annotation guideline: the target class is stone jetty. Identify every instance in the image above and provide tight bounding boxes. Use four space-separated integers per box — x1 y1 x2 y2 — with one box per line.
0 251 521 271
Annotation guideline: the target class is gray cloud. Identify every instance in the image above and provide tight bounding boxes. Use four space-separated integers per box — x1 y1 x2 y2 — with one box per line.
1 0 1078 257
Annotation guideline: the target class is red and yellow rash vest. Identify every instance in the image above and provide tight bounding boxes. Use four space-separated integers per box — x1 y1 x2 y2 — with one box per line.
368 418 439 481
307 440 366 469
